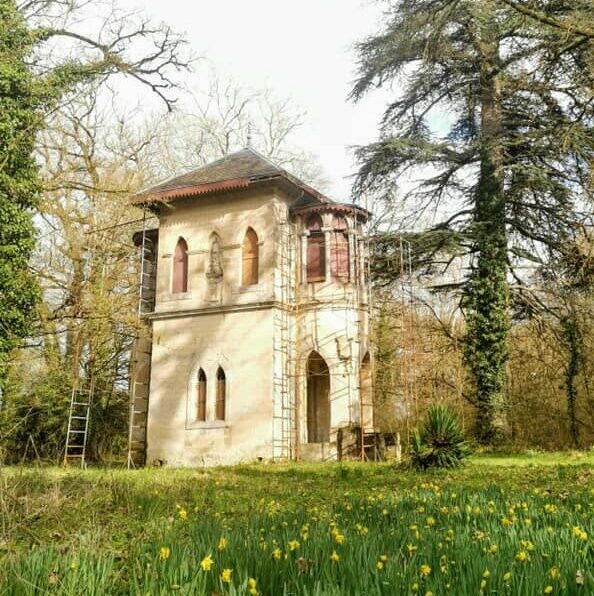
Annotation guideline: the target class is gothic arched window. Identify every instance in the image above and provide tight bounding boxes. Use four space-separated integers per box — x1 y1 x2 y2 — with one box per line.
306 214 325 282
215 367 226 421
197 368 207 421
331 215 349 282
242 228 259 286
172 237 188 293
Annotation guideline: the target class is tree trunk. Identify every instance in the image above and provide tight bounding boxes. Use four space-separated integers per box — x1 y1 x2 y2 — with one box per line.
561 314 581 448
464 8 509 444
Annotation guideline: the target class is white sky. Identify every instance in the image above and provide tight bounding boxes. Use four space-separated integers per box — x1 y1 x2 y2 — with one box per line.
127 0 390 201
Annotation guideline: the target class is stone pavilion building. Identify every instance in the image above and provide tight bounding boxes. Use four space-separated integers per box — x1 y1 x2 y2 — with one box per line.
127 148 374 466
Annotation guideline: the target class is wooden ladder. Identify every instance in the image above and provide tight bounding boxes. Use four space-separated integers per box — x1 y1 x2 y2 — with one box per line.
362 432 380 461
64 387 92 467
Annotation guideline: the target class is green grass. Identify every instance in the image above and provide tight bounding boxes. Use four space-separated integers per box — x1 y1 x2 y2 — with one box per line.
1 453 593 594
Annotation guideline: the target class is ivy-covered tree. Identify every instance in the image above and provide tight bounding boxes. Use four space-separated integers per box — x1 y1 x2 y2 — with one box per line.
0 1 42 388
0 0 189 389
351 0 594 442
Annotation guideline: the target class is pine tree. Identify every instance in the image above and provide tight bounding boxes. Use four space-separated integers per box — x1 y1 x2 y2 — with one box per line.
351 0 594 442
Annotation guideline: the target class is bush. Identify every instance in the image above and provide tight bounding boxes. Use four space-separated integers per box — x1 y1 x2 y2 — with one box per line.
410 405 471 470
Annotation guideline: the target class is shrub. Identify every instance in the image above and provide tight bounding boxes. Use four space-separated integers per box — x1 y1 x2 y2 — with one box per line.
410 405 471 470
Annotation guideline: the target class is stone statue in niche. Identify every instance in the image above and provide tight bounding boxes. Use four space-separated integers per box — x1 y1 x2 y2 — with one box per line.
206 236 223 302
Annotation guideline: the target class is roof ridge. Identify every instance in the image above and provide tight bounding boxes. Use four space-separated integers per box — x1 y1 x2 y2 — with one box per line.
242 146 283 173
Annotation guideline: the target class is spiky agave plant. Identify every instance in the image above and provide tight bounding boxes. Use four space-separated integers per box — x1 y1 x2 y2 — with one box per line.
410 405 471 470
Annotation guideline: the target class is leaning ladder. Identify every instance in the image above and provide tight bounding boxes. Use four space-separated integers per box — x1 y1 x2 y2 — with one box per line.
127 221 155 468
64 386 93 467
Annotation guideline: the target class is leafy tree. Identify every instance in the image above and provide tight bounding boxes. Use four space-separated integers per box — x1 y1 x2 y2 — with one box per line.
351 0 594 443
1 76 323 462
0 0 189 390
0 1 43 388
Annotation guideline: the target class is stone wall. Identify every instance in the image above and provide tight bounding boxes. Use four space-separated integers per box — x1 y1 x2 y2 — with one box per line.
147 308 274 466
143 185 372 465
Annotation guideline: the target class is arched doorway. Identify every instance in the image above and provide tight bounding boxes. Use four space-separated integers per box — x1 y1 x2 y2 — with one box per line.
307 351 330 442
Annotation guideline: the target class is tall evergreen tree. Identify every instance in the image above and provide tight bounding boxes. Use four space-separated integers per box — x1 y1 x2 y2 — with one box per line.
0 0 189 389
351 0 594 442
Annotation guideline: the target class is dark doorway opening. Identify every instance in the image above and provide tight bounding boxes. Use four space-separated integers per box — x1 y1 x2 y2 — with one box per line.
306 351 330 442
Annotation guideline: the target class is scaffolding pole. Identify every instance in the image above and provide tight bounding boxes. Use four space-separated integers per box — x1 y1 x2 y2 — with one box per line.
272 211 296 462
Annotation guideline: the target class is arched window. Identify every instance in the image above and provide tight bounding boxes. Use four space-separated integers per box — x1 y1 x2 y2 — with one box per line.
197 368 207 421
215 367 226 421
331 215 349 282
306 351 330 443
306 214 325 282
172 237 188 293
242 228 259 286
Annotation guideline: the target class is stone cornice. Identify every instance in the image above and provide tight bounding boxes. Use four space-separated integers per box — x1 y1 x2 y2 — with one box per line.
147 300 276 320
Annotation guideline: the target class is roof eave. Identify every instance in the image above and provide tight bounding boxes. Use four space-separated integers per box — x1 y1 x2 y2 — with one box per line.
130 177 251 204
291 202 371 221
130 172 330 205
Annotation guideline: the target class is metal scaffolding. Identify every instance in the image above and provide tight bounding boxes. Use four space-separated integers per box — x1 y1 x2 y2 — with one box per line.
269 207 375 462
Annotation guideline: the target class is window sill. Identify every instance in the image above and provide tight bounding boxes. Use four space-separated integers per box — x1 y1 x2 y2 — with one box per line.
187 421 229 430
237 284 261 293
165 292 192 301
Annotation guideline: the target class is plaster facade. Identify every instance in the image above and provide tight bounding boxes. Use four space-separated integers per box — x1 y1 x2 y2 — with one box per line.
129 149 374 466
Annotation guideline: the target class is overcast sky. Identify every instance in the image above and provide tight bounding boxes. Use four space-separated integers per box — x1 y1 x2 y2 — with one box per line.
128 0 390 201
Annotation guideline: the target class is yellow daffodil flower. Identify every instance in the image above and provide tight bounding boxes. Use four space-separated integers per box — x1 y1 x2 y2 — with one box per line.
200 554 213 572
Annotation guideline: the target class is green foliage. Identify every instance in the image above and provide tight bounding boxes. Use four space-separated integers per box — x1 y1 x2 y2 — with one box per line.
0 0 44 382
560 315 582 448
463 242 510 443
0 365 70 463
0 0 189 390
0 347 131 463
369 229 464 289
410 405 471 470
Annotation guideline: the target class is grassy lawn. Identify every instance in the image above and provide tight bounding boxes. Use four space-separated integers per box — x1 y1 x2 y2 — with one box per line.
1 453 593 594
